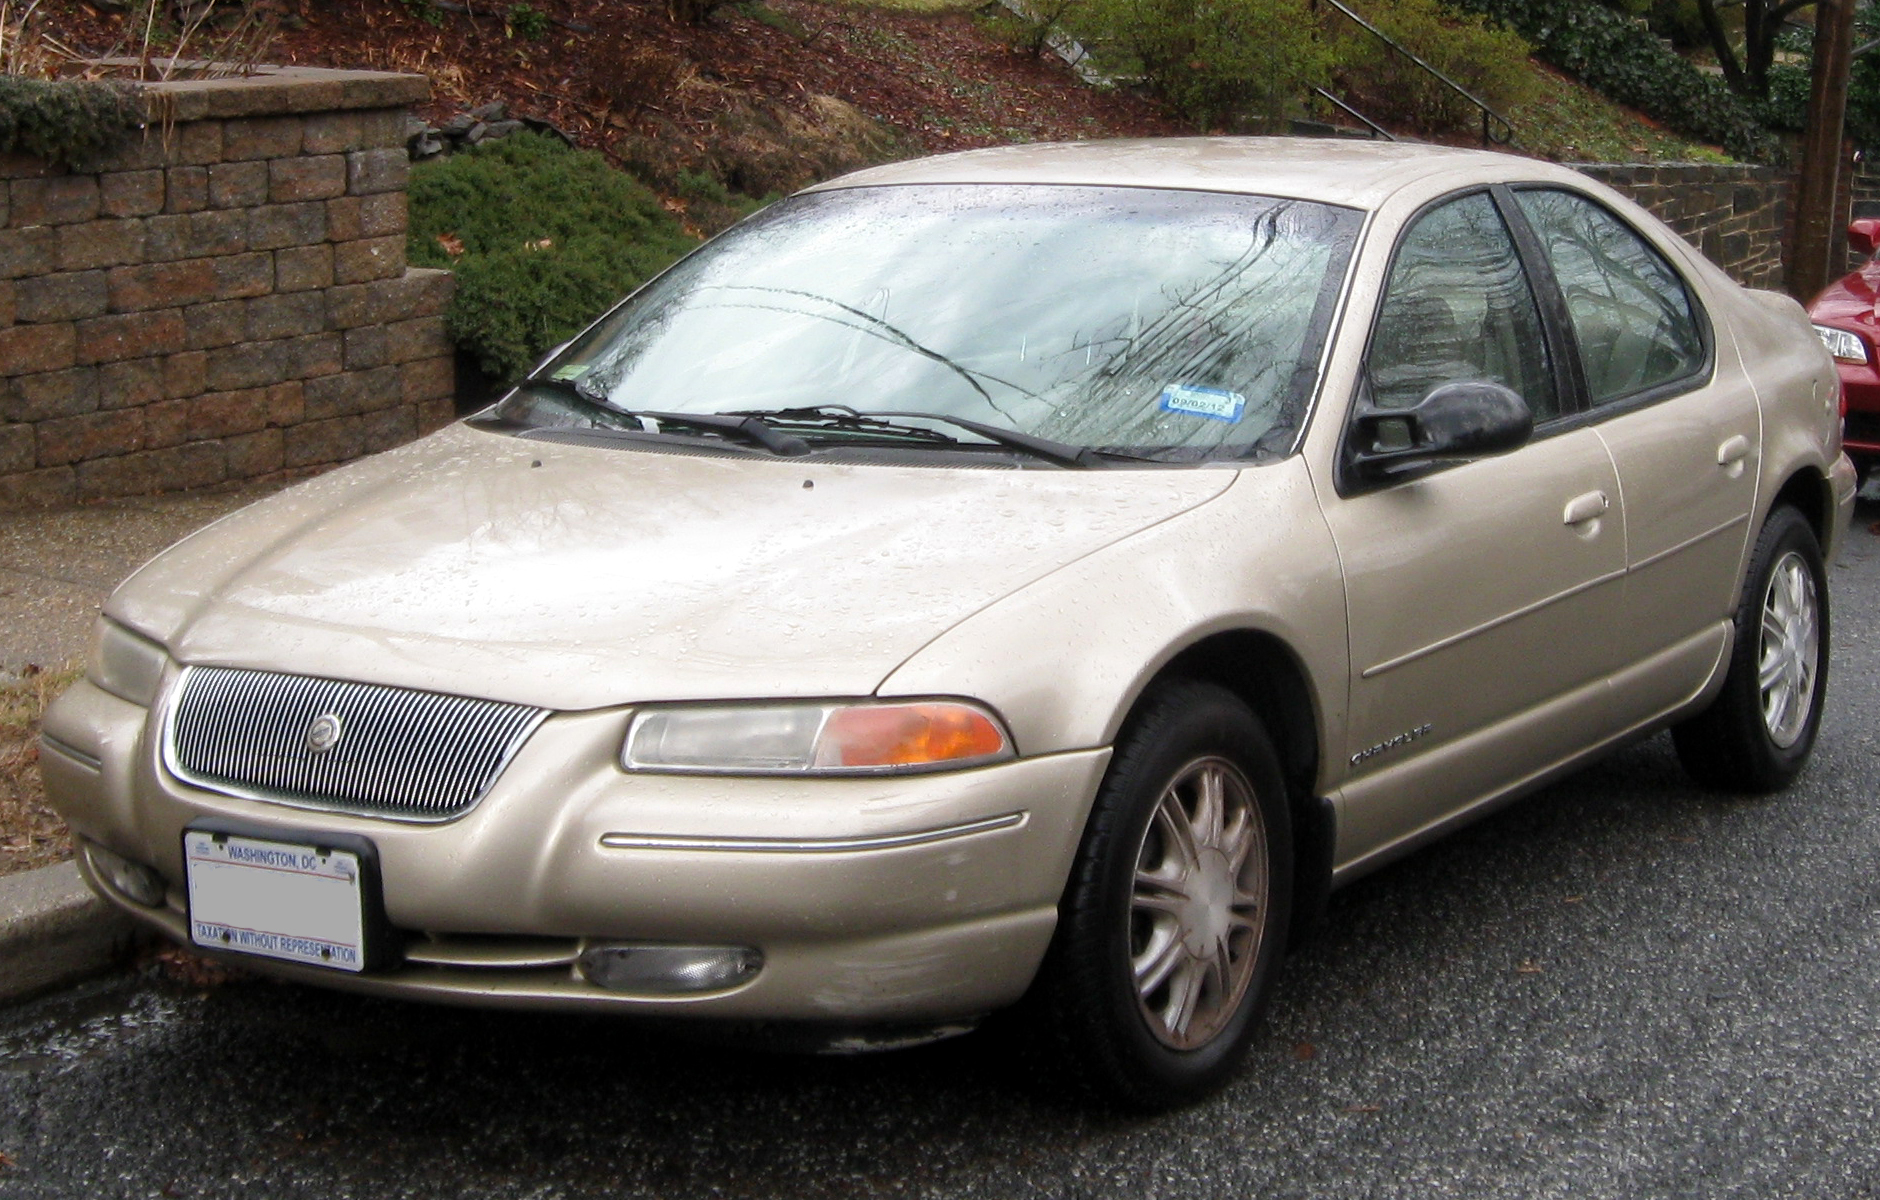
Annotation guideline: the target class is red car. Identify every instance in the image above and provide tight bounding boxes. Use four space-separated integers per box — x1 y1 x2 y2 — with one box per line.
1808 217 1880 484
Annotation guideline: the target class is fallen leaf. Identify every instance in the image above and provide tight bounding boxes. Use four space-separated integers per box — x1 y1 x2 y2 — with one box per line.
1293 1042 1316 1061
0 1150 14 1169
1346 1103 1380 1113
1516 959 1544 974
1563 895 1584 904
435 232 465 257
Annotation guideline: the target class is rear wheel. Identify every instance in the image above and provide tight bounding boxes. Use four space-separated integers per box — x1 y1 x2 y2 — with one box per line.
1672 505 1829 792
1038 680 1291 1109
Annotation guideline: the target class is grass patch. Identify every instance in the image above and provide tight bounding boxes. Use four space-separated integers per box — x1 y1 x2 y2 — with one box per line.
1507 62 1730 163
837 0 986 13
0 665 82 877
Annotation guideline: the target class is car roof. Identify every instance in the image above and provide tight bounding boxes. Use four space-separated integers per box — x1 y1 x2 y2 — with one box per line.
805 137 1579 211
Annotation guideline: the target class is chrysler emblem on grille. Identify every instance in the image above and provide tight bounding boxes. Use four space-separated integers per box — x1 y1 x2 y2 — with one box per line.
305 713 345 754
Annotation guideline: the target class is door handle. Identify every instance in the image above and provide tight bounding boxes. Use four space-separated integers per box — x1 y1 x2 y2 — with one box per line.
1717 435 1751 466
1563 490 1610 526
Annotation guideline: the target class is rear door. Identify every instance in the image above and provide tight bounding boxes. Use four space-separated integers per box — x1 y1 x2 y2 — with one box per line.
1511 187 1757 720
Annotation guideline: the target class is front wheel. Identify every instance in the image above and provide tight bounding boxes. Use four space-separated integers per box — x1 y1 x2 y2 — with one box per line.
1672 505 1829 792
1037 680 1292 1109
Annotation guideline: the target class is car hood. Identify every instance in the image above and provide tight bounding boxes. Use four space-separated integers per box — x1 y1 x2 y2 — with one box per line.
110 425 1234 711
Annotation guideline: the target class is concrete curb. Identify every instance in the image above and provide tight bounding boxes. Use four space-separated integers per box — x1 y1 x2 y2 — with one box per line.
0 860 139 1004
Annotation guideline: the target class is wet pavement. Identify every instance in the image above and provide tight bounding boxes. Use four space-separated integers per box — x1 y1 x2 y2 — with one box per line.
0 500 1877 1198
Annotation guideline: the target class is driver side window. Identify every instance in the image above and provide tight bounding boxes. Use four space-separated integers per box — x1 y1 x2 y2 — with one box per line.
1369 192 1558 421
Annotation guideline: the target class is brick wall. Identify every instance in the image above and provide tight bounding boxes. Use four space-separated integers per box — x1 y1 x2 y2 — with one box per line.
0 67 453 509
1574 163 1790 292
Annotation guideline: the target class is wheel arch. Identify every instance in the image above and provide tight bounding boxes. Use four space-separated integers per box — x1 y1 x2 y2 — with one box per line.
1127 629 1336 948
1767 464 1833 548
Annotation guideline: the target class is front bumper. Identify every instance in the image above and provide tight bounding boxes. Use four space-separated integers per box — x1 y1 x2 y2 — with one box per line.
43 677 1111 1023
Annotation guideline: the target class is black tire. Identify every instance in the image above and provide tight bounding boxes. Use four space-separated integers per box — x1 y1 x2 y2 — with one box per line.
1672 505 1829 793
1036 680 1292 1110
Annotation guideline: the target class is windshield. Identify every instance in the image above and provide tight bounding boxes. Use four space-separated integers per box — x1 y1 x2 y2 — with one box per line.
500 183 1361 463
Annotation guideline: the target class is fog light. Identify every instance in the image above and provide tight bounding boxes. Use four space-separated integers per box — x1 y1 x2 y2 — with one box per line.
83 841 166 907
577 943 763 994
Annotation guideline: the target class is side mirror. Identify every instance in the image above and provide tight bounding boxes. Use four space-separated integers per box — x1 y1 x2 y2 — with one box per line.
1347 381 1533 484
1848 218 1880 257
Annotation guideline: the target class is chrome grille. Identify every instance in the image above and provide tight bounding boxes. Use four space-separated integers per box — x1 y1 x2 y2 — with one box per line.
166 667 546 820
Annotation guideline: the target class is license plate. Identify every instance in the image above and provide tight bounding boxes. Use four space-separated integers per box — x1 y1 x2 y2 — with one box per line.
184 830 368 972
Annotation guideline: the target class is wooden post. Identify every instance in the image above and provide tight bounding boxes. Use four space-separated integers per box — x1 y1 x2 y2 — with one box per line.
1791 0 1857 302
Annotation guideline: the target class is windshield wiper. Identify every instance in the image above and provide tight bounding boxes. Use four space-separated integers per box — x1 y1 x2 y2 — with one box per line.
514 379 811 457
724 405 1104 468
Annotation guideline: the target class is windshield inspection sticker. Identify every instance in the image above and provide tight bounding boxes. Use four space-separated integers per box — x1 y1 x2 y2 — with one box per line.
1159 383 1247 423
550 363 590 382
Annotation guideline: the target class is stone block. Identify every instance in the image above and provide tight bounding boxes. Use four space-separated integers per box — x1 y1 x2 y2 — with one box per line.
247 291 326 341
11 176 101 227
334 235 404 284
108 260 217 312
0 466 75 508
0 279 13 325
76 441 226 500
57 220 147 271
222 116 303 162
303 364 398 420
0 322 77 374
145 209 248 262
208 160 269 209
358 108 408 150
75 309 186 364
284 412 368 467
274 243 333 292
36 407 146 466
400 355 454 403
97 360 166 410
0 227 57 279
144 397 189 447
249 201 327 250
164 166 210 214
99 171 166 218
282 332 343 379
342 324 390 370
205 339 289 390
270 155 347 203
225 427 284 477
357 191 407 238
0 422 31 473
362 403 417 453
327 269 451 329
2 367 97 422
18 271 108 323
187 382 302 439
416 397 455 434
345 148 407 196
185 299 247 351
212 251 274 299
0 154 54 181
164 350 208 399
167 120 226 167
299 111 363 156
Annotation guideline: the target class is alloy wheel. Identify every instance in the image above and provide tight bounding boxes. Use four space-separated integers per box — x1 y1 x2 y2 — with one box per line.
1758 549 1819 749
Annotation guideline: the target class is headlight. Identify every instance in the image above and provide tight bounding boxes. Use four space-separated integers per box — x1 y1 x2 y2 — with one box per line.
86 618 167 707
1814 323 1869 365
622 699 1014 775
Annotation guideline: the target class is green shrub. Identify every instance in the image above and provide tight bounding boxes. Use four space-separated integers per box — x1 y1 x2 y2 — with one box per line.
1333 0 1536 134
0 77 141 166
506 3 549 39
1452 0 1779 161
1074 0 1330 128
407 132 698 382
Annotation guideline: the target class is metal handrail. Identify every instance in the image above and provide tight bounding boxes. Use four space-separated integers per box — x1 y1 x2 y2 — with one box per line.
1319 0 1516 146
1309 87 1398 140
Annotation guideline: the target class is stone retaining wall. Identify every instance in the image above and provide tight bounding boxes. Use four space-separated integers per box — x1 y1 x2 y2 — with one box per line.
0 67 453 509
1575 162 1790 292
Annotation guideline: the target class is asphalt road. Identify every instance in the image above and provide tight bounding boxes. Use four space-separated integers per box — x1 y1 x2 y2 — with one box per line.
3 501 1880 1200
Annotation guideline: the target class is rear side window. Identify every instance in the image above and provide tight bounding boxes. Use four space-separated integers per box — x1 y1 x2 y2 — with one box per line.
1514 189 1705 407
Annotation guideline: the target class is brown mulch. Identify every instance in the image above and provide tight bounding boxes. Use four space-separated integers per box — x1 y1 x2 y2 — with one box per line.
54 0 1184 186
0 668 79 877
